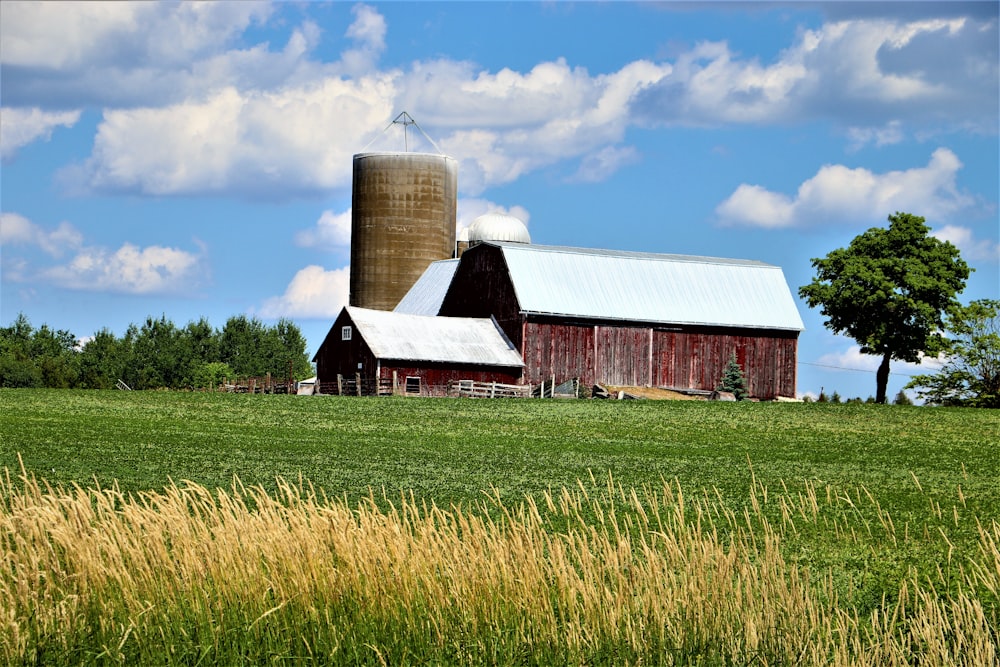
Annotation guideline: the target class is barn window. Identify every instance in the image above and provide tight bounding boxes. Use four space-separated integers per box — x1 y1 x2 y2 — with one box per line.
405 376 421 395
341 326 352 341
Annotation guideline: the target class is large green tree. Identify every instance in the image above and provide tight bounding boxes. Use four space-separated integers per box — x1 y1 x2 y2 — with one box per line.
799 212 970 404
905 299 1000 408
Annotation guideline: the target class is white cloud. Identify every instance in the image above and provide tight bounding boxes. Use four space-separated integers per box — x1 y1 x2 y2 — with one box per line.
66 48 670 197
0 107 82 160
42 242 205 295
817 346 883 373
6 4 996 199
846 120 904 151
0 212 83 256
714 185 795 229
817 344 945 375
932 225 1000 263
257 265 350 318
0 213 204 294
634 16 997 133
0 2 304 110
716 148 975 228
340 4 387 75
295 209 352 249
432 59 671 194
67 79 397 196
571 145 640 183
0 1 272 69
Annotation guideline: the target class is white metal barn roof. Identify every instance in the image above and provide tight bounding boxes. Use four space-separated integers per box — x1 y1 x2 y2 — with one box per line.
347 306 524 367
494 242 804 331
394 259 459 316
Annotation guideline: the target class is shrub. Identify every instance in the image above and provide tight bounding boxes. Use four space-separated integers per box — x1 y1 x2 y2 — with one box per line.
892 389 914 406
717 352 748 400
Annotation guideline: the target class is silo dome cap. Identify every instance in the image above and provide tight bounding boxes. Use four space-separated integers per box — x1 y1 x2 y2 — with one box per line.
467 212 531 244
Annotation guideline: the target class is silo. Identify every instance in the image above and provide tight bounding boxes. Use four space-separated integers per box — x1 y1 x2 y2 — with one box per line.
350 152 458 311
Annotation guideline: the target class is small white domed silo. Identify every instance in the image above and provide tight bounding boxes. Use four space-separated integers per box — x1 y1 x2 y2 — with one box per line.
466 212 531 249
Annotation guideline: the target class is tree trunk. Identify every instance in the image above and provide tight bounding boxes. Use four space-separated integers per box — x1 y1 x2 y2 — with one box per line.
876 351 891 404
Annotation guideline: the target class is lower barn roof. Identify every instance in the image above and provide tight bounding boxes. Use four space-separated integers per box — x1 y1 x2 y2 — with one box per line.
346 306 524 367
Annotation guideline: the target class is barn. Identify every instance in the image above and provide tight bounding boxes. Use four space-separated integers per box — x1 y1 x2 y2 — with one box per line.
312 306 524 396
400 240 804 399
314 134 804 399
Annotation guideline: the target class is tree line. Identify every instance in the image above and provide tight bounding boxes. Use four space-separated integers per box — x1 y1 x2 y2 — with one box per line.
0 314 314 390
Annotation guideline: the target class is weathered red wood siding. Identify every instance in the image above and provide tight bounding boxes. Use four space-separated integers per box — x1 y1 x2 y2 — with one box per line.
652 328 797 399
520 319 797 399
379 363 521 396
523 321 594 386
596 325 652 387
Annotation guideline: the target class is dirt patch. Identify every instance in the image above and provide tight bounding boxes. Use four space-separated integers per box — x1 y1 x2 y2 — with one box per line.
601 386 706 400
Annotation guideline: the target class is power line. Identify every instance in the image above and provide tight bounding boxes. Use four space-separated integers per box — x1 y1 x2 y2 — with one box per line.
799 361 928 378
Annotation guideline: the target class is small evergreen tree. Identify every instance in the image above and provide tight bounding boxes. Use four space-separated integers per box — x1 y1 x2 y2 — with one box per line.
717 352 748 400
830 391 842 404
893 389 914 405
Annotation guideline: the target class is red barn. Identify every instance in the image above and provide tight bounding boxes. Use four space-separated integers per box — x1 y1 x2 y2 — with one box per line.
313 306 524 396
422 242 803 399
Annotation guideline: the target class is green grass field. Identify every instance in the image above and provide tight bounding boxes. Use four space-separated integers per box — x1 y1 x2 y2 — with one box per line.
2 389 996 502
1 389 998 665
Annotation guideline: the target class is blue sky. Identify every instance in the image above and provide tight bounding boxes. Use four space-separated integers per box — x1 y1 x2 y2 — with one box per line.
1 1 997 400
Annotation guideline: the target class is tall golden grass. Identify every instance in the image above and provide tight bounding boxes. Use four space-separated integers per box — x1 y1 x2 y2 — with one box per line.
1 465 997 665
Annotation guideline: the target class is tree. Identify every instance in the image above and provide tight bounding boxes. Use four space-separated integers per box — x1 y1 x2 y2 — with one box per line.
131 316 184 389
892 389 914 406
905 299 1000 408
220 315 267 377
179 318 220 387
31 324 79 388
0 314 41 388
717 352 748 400
78 329 129 389
220 315 313 380
269 318 314 380
799 213 970 404
0 314 79 388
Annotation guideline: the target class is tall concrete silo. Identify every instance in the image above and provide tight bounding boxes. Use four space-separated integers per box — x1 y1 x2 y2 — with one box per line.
350 151 458 311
